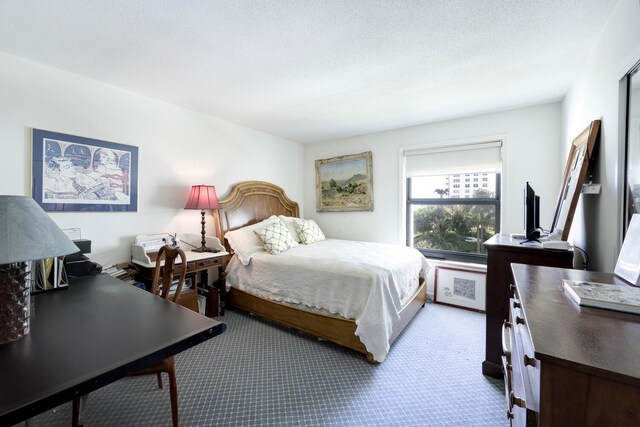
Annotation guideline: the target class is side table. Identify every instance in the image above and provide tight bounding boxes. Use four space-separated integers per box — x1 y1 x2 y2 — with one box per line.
482 234 573 378
133 250 228 317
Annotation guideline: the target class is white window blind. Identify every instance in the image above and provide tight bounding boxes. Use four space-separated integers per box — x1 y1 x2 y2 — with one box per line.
404 141 502 177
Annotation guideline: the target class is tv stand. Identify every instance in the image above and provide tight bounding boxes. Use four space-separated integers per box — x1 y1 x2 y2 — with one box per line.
482 234 573 378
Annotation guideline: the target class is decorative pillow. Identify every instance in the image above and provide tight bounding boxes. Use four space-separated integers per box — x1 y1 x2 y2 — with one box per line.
224 215 280 265
278 215 302 243
293 218 326 245
254 221 299 255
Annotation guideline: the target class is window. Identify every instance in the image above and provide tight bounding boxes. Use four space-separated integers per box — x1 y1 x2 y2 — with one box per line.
403 141 502 263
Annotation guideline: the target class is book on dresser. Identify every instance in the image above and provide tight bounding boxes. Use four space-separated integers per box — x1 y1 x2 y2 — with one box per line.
563 279 640 315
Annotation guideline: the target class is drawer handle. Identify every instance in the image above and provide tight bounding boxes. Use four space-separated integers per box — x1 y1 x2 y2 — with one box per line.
515 315 526 325
501 356 514 420
510 391 526 409
501 320 512 359
524 354 537 367
513 300 521 309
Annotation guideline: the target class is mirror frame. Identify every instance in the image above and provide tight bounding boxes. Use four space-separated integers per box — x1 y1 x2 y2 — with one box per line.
551 120 601 240
624 63 640 234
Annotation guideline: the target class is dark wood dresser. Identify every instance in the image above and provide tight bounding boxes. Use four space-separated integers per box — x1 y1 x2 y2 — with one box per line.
483 234 573 377
505 263 640 426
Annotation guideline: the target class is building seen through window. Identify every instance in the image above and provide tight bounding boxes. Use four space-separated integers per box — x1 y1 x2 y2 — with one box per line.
406 172 500 263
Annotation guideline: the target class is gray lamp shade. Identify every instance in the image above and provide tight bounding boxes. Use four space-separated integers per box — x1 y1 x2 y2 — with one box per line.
0 196 79 264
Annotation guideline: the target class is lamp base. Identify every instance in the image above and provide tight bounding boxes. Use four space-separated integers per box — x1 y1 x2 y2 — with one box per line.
192 246 220 253
0 263 31 345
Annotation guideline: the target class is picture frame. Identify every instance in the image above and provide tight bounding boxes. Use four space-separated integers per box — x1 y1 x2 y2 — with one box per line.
32 129 138 212
315 151 373 212
434 266 486 312
550 120 600 240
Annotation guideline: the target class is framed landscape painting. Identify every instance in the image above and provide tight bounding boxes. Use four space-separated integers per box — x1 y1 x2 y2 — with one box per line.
32 129 138 212
434 266 486 312
315 151 373 212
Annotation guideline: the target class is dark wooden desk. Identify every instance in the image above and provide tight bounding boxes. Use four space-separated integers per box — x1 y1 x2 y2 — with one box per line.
0 274 225 426
483 234 573 377
134 250 227 317
506 264 640 426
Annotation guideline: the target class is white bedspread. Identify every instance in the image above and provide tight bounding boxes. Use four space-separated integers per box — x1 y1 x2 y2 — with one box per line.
225 239 430 362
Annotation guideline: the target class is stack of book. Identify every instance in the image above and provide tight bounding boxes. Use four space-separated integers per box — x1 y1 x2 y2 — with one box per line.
103 263 139 284
563 280 640 315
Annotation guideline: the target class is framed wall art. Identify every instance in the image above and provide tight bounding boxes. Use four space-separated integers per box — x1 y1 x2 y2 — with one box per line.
315 151 373 212
32 129 139 212
434 266 486 312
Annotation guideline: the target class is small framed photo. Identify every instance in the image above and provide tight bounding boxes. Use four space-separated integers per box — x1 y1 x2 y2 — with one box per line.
434 266 486 312
32 128 138 212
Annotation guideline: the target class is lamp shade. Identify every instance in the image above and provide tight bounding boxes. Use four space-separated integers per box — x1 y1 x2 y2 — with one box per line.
184 185 221 210
1 196 80 345
0 196 79 264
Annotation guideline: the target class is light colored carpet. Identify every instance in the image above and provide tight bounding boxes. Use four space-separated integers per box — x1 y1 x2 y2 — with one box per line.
29 302 507 426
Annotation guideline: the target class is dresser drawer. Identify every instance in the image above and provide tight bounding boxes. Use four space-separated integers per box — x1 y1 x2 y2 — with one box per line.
509 295 540 426
186 256 223 272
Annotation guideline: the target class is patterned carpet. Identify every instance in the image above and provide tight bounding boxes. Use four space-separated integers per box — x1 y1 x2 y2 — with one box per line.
28 302 507 426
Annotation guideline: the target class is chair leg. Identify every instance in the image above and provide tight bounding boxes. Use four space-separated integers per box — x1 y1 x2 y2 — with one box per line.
168 368 179 427
157 372 163 389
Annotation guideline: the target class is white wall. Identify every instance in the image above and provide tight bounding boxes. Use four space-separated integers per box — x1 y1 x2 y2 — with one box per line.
0 52 304 265
563 0 640 272
303 103 563 246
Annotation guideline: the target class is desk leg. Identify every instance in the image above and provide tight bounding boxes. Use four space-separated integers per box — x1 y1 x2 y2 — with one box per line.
202 266 226 317
218 267 226 315
72 394 88 427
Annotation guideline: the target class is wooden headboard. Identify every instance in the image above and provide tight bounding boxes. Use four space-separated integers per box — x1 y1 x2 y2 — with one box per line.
213 181 299 251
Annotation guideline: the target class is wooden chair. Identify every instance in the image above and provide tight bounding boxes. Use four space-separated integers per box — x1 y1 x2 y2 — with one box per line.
73 245 188 427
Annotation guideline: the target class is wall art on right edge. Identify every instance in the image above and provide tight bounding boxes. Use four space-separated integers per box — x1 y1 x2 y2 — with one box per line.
315 151 373 212
434 266 486 312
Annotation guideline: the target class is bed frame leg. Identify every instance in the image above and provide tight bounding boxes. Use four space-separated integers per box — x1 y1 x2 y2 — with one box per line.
365 352 379 364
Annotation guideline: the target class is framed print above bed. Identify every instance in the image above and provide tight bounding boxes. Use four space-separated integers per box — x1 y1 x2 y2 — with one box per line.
434 266 486 312
32 129 138 212
315 151 373 212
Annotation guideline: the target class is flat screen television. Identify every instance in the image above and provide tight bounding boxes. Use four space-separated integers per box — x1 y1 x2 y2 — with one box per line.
524 182 540 240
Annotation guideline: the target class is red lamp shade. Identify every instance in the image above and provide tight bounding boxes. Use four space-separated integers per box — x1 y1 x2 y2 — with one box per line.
184 185 221 253
184 185 221 210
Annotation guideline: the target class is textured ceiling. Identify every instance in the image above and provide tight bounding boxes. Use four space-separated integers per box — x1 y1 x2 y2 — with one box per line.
0 1 619 143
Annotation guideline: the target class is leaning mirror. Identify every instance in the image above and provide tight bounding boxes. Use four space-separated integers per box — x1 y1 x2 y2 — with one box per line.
551 120 601 241
625 65 640 232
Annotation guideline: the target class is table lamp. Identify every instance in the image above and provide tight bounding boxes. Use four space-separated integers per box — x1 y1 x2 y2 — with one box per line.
184 185 221 253
0 196 79 345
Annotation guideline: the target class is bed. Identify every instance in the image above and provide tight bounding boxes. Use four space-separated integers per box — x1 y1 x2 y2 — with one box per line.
212 181 429 362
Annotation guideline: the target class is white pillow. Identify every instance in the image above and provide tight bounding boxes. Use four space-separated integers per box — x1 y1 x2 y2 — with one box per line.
278 215 302 243
293 218 326 245
224 215 280 265
254 221 299 255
